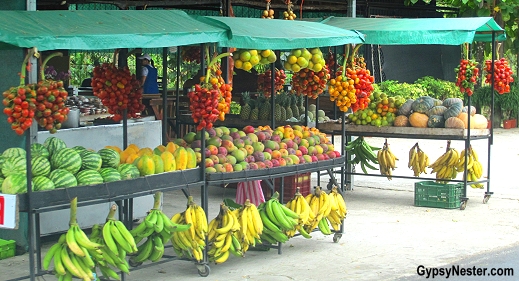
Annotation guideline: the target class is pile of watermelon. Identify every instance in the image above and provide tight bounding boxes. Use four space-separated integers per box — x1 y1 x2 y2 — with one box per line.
0 137 140 194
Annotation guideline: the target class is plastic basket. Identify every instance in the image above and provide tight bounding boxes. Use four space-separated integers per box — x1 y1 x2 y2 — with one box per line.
0 239 16 260
414 181 464 209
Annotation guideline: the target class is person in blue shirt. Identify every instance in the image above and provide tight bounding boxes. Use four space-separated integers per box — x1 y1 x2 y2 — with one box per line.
138 53 159 94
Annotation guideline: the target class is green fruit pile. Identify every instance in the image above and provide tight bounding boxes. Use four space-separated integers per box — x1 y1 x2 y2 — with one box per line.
283 48 326 73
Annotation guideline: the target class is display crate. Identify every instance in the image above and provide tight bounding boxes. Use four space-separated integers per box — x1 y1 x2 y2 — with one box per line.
262 173 311 203
414 181 464 209
0 239 16 260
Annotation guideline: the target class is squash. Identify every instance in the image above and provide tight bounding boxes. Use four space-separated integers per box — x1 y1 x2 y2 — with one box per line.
426 105 447 117
462 105 476 116
427 115 445 128
411 96 435 113
394 115 410 127
444 117 465 129
433 98 443 106
472 114 488 129
442 98 463 107
457 112 475 129
443 102 462 119
398 99 415 116
409 112 429 128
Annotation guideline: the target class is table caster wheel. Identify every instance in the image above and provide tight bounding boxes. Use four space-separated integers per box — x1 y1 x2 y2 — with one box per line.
333 233 342 243
483 195 491 204
460 201 467 210
128 258 143 267
197 264 210 277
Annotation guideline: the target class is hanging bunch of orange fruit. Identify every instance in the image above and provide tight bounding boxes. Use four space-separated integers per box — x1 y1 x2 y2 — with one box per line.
291 65 330 99
261 0 275 19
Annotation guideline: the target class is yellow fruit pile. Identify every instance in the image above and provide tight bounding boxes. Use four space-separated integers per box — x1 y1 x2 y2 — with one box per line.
284 48 326 73
233 49 276 71
328 75 357 112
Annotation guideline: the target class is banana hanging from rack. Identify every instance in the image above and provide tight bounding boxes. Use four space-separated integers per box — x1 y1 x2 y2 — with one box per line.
233 199 263 254
303 186 333 235
257 192 299 245
285 187 314 239
345 136 380 174
325 186 348 232
459 145 485 189
428 141 460 184
206 203 241 264
377 139 399 180
408 143 430 177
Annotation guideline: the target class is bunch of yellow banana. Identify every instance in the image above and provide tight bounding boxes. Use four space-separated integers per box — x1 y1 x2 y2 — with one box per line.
170 196 208 263
429 142 460 183
233 199 263 254
304 186 332 235
325 186 347 231
89 223 131 280
285 188 313 239
408 143 430 177
377 140 399 180
258 192 299 244
457 145 484 188
206 203 241 264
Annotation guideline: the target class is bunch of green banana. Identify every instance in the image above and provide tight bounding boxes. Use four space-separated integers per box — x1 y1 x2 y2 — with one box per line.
345 136 380 174
89 223 131 280
304 186 332 235
408 143 430 177
206 203 241 264
258 192 299 244
285 188 313 239
43 198 102 281
325 186 347 231
234 199 264 254
429 141 460 184
170 196 207 263
377 140 399 180
458 145 484 189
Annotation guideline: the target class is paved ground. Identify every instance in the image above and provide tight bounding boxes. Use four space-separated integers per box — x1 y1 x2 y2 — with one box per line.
2 128 518 281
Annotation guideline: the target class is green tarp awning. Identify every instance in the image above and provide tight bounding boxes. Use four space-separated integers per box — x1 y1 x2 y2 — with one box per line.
318 17 505 45
0 10 228 51
197 16 365 49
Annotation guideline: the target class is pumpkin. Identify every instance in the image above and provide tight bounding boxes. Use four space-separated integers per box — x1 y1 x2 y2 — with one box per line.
443 101 462 119
411 96 435 113
409 112 429 128
394 115 410 127
457 112 475 129
426 105 447 117
472 114 488 129
398 99 415 116
442 98 463 107
433 98 443 106
444 117 465 129
427 115 445 128
462 105 476 116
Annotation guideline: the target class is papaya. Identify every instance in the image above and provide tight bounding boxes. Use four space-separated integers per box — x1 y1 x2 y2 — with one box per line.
125 153 139 164
119 148 136 164
105 145 122 154
166 142 178 154
134 155 155 176
154 145 166 155
152 154 164 174
185 147 197 169
138 147 154 157
161 151 176 172
127 143 140 154
173 147 188 170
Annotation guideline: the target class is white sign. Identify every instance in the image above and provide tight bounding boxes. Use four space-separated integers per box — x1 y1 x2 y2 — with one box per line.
0 194 18 229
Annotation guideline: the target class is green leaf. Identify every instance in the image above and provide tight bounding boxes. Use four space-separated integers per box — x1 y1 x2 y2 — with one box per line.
476 9 491 17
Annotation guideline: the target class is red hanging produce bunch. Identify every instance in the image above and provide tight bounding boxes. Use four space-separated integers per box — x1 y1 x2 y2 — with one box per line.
92 52 144 122
325 49 336 70
291 65 330 99
207 66 233 121
484 58 514 94
257 68 286 98
455 59 479 96
336 48 374 112
181 45 201 64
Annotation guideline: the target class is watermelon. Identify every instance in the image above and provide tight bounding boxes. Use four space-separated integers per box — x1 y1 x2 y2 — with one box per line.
2 147 26 159
98 148 120 169
118 163 140 179
51 148 82 175
33 176 55 191
43 137 67 157
99 167 122 183
1 173 28 194
2 156 27 177
72 146 87 153
80 150 103 171
76 169 104 186
31 156 51 177
31 143 50 159
0 156 5 177
49 169 78 188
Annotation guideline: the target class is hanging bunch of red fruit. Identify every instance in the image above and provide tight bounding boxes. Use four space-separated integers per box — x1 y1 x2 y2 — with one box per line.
455 59 479 96
92 51 144 122
484 58 514 94
181 45 201 64
325 48 336 71
291 65 330 99
206 64 233 121
257 68 286 98
2 49 38 135
343 45 374 112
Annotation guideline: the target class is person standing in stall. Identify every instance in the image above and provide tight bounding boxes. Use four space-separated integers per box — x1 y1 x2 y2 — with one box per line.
138 53 159 116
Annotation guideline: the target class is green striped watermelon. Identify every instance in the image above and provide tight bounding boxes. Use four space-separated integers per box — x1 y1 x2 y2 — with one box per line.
76 169 104 186
1 156 27 177
79 150 102 171
51 148 82 175
31 143 50 159
33 176 55 191
49 169 78 188
31 156 51 177
118 163 140 179
72 146 87 153
1 173 28 194
2 147 26 158
98 148 120 169
99 167 122 183
0 156 5 177
43 137 67 157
